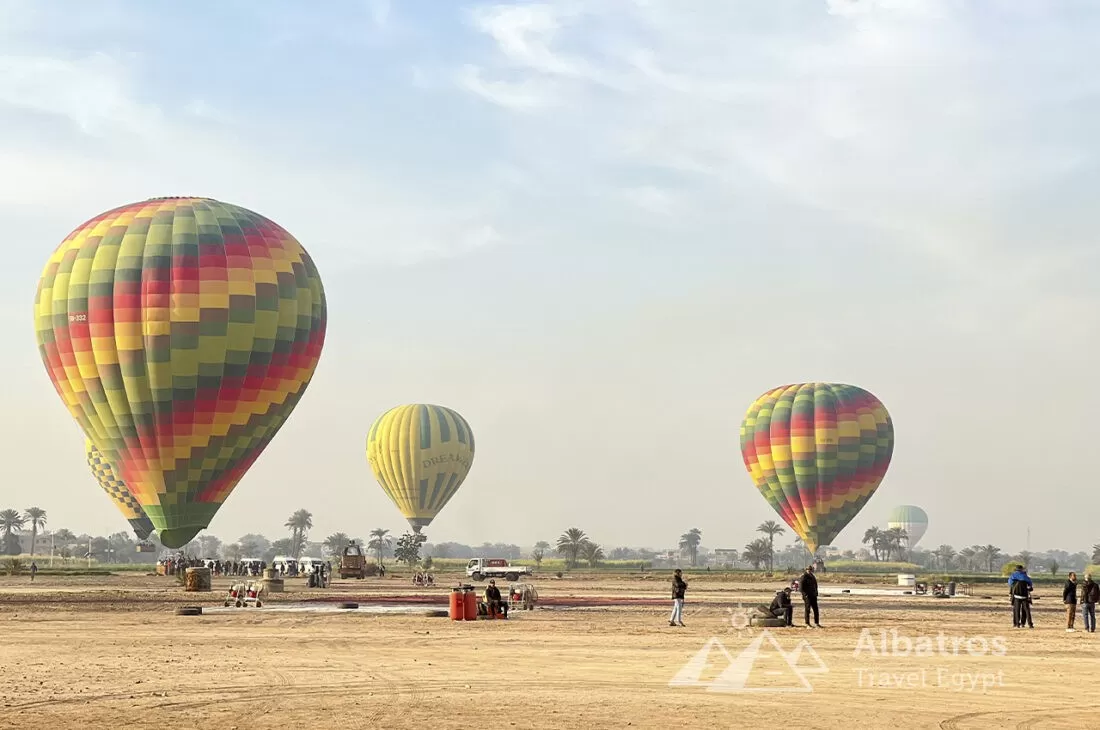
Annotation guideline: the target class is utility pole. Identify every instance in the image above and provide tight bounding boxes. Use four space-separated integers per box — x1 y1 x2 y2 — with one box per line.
1027 526 1031 552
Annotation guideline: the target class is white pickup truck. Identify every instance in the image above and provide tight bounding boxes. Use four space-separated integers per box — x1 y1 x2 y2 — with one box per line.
466 558 533 582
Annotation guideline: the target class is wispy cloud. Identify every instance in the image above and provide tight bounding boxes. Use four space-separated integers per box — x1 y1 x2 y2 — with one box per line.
0 52 162 137
458 0 1100 317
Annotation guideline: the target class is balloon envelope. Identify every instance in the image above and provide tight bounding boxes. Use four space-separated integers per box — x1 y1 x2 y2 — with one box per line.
740 382 894 553
36 197 327 548
366 404 475 533
86 438 155 540
887 505 928 548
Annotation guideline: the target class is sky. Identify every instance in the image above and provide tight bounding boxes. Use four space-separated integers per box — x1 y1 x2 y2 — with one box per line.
2 0 1098 555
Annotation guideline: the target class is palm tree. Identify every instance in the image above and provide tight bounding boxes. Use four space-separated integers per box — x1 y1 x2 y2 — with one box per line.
679 528 702 567
368 528 392 565
977 544 1002 573
283 509 313 559
743 538 771 569
581 541 605 568
863 527 884 561
556 528 588 569
958 546 977 571
23 508 46 556
1017 550 1033 568
324 533 351 557
933 545 956 571
885 527 909 561
1092 544 1100 564
756 521 785 570
1049 559 1060 576
0 509 25 554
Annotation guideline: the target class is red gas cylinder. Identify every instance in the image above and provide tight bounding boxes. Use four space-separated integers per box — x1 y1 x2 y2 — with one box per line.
463 588 478 621
449 589 464 621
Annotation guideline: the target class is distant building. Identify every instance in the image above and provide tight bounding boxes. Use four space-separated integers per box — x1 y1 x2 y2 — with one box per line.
17 532 53 555
713 549 739 567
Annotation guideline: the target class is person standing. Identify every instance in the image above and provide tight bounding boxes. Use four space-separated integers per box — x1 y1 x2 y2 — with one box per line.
1008 565 1034 628
1082 573 1099 633
669 569 687 627
800 565 821 628
1063 572 1079 632
30 562 38 582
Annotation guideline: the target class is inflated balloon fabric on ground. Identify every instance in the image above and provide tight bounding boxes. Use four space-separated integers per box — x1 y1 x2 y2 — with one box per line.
740 383 894 553
36 198 327 548
86 438 156 541
366 404 475 533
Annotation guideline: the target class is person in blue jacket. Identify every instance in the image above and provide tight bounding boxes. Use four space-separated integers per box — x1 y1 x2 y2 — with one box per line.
1008 565 1034 628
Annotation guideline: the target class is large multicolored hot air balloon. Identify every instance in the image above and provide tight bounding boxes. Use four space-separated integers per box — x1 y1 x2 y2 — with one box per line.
740 383 894 554
86 438 155 540
35 197 327 548
887 505 928 548
366 404 475 533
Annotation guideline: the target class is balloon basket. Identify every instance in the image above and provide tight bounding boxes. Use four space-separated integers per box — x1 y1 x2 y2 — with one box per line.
184 567 212 592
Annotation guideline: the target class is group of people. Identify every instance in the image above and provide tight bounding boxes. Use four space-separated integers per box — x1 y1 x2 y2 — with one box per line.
668 565 824 629
1010 565 1100 632
156 556 267 577
412 571 435 586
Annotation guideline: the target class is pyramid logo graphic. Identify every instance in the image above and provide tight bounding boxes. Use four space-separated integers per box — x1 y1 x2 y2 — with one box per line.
669 630 828 693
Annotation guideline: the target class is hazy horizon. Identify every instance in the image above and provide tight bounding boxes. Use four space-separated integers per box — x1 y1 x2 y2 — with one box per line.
3 1 1098 555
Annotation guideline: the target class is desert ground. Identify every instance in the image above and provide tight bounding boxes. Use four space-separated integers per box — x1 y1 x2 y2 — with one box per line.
0 571 1096 730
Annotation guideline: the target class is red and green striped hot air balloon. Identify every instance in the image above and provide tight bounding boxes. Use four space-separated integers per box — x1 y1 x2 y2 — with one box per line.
35 197 327 548
739 383 894 554
86 438 156 541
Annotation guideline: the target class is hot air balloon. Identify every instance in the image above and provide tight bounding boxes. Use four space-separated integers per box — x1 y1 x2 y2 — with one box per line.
366 404 475 533
86 438 156 541
739 383 894 554
887 505 928 548
35 197 327 548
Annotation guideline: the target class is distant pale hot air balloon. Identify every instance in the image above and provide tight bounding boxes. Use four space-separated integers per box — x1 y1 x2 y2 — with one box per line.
86 439 155 541
887 505 928 548
366 404 475 533
740 382 894 554
35 197 327 548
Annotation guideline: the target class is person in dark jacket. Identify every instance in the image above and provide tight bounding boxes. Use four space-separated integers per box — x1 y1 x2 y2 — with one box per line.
1063 572 1078 632
768 587 794 626
485 580 507 618
1008 565 1034 628
800 565 820 628
1082 573 1099 633
669 569 687 627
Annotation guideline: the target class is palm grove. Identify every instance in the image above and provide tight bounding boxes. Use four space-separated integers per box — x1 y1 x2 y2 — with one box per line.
5 504 1100 576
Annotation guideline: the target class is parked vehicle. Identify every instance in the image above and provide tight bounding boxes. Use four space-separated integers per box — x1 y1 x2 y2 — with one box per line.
339 543 367 579
466 557 532 582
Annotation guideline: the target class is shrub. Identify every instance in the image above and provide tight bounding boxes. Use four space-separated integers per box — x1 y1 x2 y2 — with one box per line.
6 558 23 576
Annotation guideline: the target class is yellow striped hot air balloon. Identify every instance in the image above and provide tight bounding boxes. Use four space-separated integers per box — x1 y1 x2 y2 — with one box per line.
366 404 475 533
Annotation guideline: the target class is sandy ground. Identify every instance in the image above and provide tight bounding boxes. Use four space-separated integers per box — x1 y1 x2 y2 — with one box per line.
0 572 1096 730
